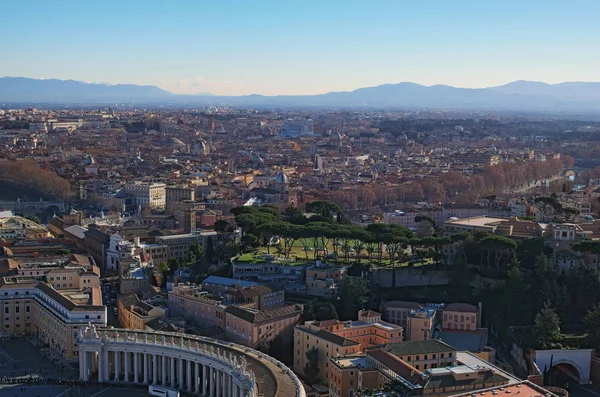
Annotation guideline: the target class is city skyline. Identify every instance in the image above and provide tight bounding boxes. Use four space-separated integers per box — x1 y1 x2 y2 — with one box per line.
1 0 599 96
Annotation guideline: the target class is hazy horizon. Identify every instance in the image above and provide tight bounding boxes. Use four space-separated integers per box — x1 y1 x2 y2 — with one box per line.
2 0 599 96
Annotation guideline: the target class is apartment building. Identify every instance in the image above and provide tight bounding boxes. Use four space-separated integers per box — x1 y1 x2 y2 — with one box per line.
232 261 305 285
117 293 166 330
0 216 50 243
168 283 226 328
294 310 403 384
155 233 203 264
165 186 196 211
305 262 347 298
443 303 480 331
407 307 437 341
0 278 105 359
124 182 166 210
224 304 302 349
328 340 510 397
384 301 425 330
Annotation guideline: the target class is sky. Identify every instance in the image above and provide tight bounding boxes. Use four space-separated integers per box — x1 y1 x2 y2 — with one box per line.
1 0 599 96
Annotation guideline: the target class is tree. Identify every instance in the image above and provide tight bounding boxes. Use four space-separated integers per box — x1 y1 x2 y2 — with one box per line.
533 302 561 348
584 305 600 348
241 233 259 250
338 276 370 320
304 347 320 385
303 300 316 322
480 235 518 274
188 242 203 265
214 220 233 234
306 200 341 220
562 154 575 169
282 205 305 224
205 236 215 264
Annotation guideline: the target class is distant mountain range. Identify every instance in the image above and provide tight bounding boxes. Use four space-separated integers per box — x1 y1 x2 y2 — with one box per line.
2 76 600 111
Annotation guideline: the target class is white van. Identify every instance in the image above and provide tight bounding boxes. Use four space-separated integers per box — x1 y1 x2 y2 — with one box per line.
148 385 180 397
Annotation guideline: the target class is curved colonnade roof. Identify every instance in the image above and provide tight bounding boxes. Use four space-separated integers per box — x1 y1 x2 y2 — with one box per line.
79 326 304 397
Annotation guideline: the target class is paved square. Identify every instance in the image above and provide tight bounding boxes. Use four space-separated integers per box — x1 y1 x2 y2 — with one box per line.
0 338 76 380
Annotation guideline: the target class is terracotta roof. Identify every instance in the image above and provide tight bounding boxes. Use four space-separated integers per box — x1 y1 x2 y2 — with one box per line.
367 348 419 380
0 258 19 276
314 329 359 347
445 303 478 313
315 319 342 328
383 340 457 357
225 304 302 324
385 301 425 310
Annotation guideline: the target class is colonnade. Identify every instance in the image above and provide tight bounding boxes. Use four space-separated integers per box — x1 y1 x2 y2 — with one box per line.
80 350 244 396
78 327 258 397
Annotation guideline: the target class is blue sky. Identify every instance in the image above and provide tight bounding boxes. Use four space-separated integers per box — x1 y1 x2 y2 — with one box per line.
1 0 599 95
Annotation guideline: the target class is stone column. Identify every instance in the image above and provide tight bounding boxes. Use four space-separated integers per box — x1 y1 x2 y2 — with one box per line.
114 351 121 381
187 360 192 391
233 383 239 397
79 350 84 380
216 369 221 397
124 351 130 382
228 375 232 397
161 355 167 385
195 362 200 393
96 351 103 382
144 353 149 384
153 354 158 385
134 352 139 383
82 351 89 381
176 358 182 387
102 349 109 383
169 357 175 388
209 366 214 397
203 364 208 396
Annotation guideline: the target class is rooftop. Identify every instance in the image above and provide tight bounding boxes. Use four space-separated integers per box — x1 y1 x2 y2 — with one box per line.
382 339 457 357
445 216 506 227
450 381 559 397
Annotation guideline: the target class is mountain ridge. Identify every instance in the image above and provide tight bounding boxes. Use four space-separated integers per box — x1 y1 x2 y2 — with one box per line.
2 77 600 110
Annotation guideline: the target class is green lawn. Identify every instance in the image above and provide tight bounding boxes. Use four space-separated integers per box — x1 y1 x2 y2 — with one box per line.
235 243 435 268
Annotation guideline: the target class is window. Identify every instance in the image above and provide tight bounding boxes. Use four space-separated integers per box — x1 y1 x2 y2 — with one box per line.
441 353 444 358
416 355 420 360
4 307 7 314
448 352 452 358
424 355 428 360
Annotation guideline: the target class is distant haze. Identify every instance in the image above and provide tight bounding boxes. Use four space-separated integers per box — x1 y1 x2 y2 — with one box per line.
3 77 600 112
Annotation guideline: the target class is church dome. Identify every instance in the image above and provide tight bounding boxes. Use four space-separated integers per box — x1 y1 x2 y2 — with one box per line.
275 172 289 184
159 137 186 148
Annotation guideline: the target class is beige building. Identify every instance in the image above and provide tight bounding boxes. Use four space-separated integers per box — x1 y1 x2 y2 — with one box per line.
224 304 302 349
168 284 226 328
294 310 403 384
384 301 425 330
406 307 437 341
328 340 510 397
0 278 106 359
124 182 166 210
142 233 203 264
117 293 166 330
166 186 196 211
443 303 480 331
0 254 105 360
305 263 347 298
